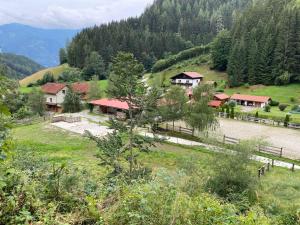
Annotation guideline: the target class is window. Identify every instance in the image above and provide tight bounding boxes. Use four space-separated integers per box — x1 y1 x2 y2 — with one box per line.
62 90 66 94
50 98 52 103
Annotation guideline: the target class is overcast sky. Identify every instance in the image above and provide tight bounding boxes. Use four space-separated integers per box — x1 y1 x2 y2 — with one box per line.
0 0 154 29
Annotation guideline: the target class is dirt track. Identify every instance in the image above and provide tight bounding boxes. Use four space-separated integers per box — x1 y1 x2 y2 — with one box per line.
216 118 300 159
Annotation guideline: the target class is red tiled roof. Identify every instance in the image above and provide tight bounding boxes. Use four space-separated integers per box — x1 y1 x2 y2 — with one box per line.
214 93 229 101
182 72 204 78
72 82 90 94
90 98 129 110
208 100 222 108
231 94 271 103
41 83 66 94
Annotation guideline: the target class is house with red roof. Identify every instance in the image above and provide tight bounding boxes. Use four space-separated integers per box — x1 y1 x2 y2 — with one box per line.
42 83 68 112
42 82 91 112
71 82 90 100
231 94 271 108
170 72 204 88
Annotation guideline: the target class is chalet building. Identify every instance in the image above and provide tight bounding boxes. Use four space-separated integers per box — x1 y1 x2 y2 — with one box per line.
72 82 90 100
42 83 68 112
214 93 230 102
90 98 129 120
170 72 204 87
42 82 90 112
231 94 271 108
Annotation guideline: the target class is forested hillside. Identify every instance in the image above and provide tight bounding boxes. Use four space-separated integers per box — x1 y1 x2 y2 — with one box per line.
0 53 44 79
226 0 300 86
67 0 251 70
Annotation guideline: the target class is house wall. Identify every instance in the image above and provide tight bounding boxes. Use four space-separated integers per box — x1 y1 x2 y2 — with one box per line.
173 78 201 87
45 87 69 106
235 100 265 108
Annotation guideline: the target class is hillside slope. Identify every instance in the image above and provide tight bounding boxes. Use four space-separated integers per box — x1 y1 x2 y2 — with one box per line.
0 53 44 79
19 64 69 87
0 23 78 67
67 0 251 69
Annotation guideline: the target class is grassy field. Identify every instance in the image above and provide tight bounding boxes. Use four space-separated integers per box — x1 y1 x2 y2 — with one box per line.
225 84 300 104
12 122 300 212
19 64 69 87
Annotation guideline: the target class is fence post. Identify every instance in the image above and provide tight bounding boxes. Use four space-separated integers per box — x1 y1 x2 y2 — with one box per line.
272 159 274 167
258 169 261 178
261 166 265 175
292 163 295 172
280 148 283 157
267 163 270 171
223 135 225 144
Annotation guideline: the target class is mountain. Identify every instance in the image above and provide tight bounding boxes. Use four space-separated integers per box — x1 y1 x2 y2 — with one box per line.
0 23 78 67
0 53 44 79
67 0 251 70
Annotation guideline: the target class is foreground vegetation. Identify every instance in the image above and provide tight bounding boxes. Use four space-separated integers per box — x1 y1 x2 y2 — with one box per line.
4 122 299 224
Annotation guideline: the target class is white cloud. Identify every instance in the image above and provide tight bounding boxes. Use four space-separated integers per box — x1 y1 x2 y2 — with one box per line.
0 0 154 29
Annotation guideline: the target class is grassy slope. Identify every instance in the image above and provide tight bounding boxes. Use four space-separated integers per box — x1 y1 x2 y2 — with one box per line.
12 122 300 212
148 55 227 87
19 64 69 87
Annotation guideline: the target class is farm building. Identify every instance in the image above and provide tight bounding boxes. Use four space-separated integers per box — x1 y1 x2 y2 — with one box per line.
231 94 271 108
214 93 230 102
71 82 90 100
42 83 68 112
170 72 204 87
208 100 223 108
42 82 90 112
90 98 130 119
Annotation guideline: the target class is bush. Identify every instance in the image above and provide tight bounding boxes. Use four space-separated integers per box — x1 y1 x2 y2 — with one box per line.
292 105 299 111
269 100 280 106
278 104 288 112
290 97 296 103
152 45 210 72
13 106 33 120
264 105 271 112
284 115 291 127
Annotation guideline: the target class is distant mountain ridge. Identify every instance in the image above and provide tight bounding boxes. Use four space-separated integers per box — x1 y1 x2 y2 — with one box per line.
0 53 44 79
0 23 78 67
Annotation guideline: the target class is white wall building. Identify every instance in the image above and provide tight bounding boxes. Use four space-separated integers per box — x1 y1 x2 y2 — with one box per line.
170 72 204 88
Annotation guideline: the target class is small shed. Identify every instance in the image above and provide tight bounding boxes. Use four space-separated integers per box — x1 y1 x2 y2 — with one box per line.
231 94 271 108
90 98 130 116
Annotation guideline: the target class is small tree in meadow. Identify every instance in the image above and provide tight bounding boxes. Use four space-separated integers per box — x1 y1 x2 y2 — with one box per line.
160 85 187 127
185 84 218 132
27 88 46 116
87 52 161 181
264 105 271 112
279 104 288 112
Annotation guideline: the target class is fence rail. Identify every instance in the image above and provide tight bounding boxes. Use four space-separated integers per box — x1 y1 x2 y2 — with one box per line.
223 135 284 158
218 112 300 129
165 123 194 136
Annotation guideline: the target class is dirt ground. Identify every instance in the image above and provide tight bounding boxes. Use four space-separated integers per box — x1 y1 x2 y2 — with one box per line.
215 118 300 159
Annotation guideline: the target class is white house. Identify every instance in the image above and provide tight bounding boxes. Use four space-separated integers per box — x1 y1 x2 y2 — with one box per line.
170 72 204 88
42 83 68 112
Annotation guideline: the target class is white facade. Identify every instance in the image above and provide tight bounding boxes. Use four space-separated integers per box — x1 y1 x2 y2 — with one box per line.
235 100 267 108
173 78 201 87
45 87 69 106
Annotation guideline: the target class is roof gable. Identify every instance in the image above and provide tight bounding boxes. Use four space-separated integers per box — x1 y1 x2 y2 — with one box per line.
214 93 229 101
90 98 129 110
42 83 66 94
171 72 204 80
72 82 90 94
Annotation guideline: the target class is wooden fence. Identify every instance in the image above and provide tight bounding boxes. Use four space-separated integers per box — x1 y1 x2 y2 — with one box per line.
223 135 284 157
165 123 195 136
218 112 300 129
258 159 296 178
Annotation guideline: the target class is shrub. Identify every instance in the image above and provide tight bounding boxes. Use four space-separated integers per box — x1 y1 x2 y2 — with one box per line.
279 104 288 112
284 115 291 127
269 100 279 106
264 105 271 112
290 97 295 103
152 45 210 72
292 105 299 111
255 111 259 118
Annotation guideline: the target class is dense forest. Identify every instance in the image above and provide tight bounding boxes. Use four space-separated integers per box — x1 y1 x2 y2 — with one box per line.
66 0 251 70
225 0 300 86
0 53 44 79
